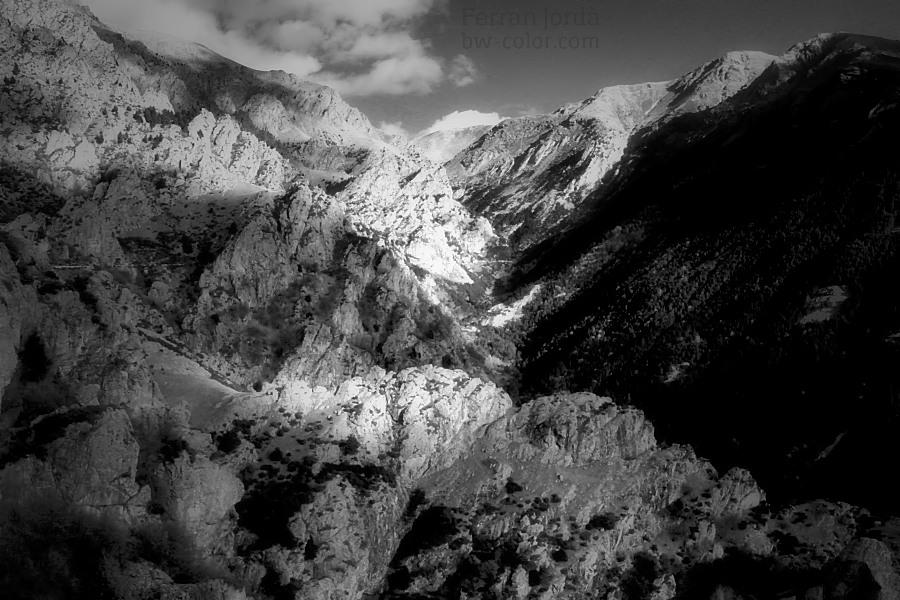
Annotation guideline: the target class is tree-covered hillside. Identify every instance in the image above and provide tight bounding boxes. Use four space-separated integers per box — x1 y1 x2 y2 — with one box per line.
506 34 900 514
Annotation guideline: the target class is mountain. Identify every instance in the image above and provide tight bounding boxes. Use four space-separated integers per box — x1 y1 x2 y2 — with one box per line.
446 51 776 251
411 124 494 164
504 31 900 515
1 0 900 598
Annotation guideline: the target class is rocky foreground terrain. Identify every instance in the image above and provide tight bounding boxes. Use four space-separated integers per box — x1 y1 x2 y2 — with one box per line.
1 0 899 598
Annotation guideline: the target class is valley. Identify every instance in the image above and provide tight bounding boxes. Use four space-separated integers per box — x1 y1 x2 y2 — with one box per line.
0 2 899 598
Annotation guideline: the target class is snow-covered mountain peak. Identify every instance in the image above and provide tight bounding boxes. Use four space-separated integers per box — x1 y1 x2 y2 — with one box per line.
412 124 495 164
645 49 777 122
446 48 782 249
568 81 671 129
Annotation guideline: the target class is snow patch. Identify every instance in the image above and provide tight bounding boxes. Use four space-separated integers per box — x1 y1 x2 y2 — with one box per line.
799 285 849 324
483 284 543 328
664 362 691 384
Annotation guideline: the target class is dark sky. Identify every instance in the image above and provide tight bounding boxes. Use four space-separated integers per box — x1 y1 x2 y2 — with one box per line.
352 0 900 133
85 0 900 136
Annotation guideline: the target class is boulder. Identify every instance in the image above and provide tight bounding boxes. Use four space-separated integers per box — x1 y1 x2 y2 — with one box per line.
825 537 900 600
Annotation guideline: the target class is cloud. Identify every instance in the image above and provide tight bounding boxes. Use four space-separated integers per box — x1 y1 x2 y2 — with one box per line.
515 105 544 117
331 31 423 61
379 121 410 139
316 45 443 95
316 30 445 95
83 0 452 96
186 0 439 31
419 110 505 136
85 0 322 76
257 20 326 54
448 55 479 87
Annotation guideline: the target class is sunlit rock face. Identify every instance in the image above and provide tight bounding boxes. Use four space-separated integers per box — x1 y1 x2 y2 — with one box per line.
447 51 775 250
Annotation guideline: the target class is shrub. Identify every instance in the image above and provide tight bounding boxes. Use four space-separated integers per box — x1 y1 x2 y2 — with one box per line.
68 276 99 310
303 538 318 560
236 461 319 549
620 551 660 600
505 478 524 494
215 428 241 453
158 435 189 463
37 279 65 295
340 435 361 456
19 333 50 383
587 512 619 531
404 488 427 520
551 548 569 562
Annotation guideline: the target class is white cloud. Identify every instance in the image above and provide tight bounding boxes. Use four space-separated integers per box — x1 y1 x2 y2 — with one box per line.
185 0 439 31
85 0 322 77
83 0 451 96
257 20 326 54
419 110 505 136
379 121 410 139
332 31 423 61
448 54 479 87
316 44 443 95
516 106 544 116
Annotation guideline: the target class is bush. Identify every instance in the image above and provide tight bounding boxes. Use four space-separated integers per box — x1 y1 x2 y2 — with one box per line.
19 333 50 383
505 478 524 494
340 435 361 456
215 428 241 453
158 435 189 463
236 461 319 549
620 551 660 600
404 488 427 520
587 512 620 531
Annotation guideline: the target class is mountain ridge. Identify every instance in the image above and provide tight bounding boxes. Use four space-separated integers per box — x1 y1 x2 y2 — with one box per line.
446 48 776 252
